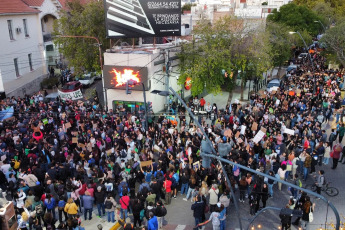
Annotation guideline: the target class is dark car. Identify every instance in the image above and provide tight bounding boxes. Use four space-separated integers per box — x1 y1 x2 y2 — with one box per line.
60 81 83 92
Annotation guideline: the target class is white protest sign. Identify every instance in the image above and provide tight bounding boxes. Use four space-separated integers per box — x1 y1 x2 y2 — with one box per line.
58 89 83 101
240 125 246 135
253 130 265 143
284 128 295 135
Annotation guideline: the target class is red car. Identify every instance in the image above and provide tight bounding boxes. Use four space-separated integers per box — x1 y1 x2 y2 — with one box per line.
60 81 83 92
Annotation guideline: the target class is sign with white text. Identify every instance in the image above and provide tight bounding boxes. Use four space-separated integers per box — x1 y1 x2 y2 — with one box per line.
58 89 83 101
104 0 181 38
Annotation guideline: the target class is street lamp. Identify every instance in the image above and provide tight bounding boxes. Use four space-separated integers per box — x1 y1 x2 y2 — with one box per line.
314 20 326 32
289 31 316 94
55 35 107 109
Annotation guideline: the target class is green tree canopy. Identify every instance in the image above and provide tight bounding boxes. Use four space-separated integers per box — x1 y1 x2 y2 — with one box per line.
266 22 293 68
293 0 345 22
267 3 322 37
53 0 109 74
321 22 345 67
178 16 272 96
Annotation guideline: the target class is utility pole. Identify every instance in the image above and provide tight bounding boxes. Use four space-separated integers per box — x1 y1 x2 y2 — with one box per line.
165 50 170 113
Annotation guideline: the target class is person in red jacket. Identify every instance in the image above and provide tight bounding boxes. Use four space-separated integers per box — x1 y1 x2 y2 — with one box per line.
199 97 206 111
119 191 130 220
163 177 172 205
331 144 342 169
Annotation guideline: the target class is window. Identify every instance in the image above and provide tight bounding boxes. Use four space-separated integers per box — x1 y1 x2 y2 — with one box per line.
23 19 29 37
28 54 33 71
7 20 14 40
46 44 54 51
14 58 20 77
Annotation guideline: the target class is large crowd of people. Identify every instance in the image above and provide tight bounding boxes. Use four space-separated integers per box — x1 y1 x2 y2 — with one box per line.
0 45 344 230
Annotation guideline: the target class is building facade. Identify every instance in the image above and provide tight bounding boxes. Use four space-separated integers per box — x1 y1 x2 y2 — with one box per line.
0 0 47 98
104 45 183 114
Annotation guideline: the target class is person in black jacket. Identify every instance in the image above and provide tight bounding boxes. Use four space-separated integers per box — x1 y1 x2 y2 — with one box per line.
132 198 143 228
95 186 106 217
191 195 204 230
155 200 167 229
150 179 161 202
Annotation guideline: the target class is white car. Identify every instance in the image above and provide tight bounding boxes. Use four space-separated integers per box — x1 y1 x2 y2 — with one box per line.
298 53 308 59
267 79 281 92
79 73 95 87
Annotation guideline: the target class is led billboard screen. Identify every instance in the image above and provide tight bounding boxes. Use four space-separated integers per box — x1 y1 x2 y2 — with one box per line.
104 0 181 38
103 65 148 90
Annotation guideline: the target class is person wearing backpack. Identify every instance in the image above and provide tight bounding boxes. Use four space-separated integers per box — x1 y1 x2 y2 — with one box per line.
64 198 79 218
32 196 45 225
95 186 106 218
315 170 325 195
170 171 179 199
57 195 68 223
43 212 56 230
44 194 56 221
155 200 167 229
102 194 116 223
118 179 129 197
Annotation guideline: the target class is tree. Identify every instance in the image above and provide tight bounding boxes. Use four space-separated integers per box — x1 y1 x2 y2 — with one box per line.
293 0 345 22
321 22 345 67
53 0 109 74
178 17 235 96
178 16 272 97
267 3 322 36
266 22 293 71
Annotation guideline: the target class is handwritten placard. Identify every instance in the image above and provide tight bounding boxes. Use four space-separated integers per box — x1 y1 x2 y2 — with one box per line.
140 160 152 167
65 122 71 129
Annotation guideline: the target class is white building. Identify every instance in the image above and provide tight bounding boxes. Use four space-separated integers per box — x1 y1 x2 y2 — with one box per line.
234 0 293 18
104 45 185 113
22 0 63 68
0 0 47 97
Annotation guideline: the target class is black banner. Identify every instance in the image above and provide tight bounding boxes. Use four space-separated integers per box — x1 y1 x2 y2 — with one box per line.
104 0 181 38
103 65 148 90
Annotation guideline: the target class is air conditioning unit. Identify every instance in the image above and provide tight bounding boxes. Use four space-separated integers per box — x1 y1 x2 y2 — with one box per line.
16 27 21 33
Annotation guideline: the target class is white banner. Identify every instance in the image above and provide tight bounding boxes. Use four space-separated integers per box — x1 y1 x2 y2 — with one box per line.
284 128 295 135
58 89 83 101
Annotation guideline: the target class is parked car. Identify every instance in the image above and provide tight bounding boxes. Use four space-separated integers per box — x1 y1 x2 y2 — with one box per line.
93 71 102 80
60 81 83 92
298 53 308 60
286 64 298 73
79 73 95 87
267 79 281 92
44 92 59 103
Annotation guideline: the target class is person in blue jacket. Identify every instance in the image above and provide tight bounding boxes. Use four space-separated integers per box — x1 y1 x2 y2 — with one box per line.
147 212 158 230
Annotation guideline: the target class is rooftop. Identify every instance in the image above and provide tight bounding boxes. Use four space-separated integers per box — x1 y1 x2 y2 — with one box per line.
21 0 44 7
0 0 40 15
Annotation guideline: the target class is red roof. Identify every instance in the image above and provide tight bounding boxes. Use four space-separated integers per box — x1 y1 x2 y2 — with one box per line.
0 0 40 14
58 0 97 10
21 0 44 7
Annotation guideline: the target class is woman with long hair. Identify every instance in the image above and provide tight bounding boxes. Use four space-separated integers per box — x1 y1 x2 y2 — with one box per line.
184 175 196 202
301 196 314 230
44 193 56 220
238 176 248 203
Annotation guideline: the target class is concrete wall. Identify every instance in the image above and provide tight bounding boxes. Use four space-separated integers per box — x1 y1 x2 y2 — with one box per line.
5 67 47 98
